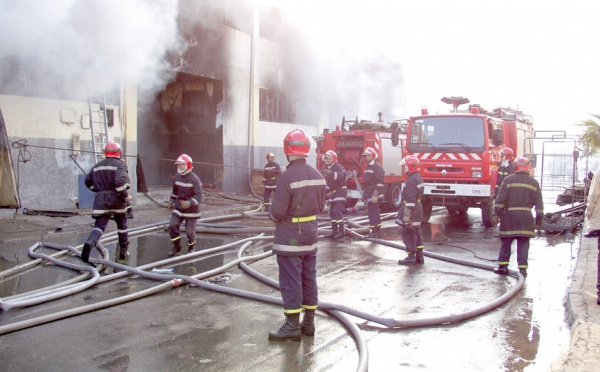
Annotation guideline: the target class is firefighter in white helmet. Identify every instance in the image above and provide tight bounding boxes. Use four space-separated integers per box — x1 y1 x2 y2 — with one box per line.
262 152 281 212
168 154 203 256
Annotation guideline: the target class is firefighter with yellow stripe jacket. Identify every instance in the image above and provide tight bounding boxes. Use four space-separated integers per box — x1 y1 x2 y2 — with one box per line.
396 156 425 265
168 154 203 256
262 152 281 211
362 147 385 238
81 141 132 262
268 129 327 341
493 156 543 278
321 150 347 239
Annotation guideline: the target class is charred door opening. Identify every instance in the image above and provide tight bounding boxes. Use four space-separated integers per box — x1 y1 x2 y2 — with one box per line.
138 73 223 190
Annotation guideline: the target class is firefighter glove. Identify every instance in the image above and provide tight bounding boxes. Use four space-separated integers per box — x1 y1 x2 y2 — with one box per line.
325 192 332 200
535 214 543 228
402 209 411 224
179 199 191 209
168 200 174 211
370 195 378 204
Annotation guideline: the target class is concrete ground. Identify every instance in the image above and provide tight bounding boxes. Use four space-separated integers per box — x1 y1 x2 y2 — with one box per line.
0 189 599 370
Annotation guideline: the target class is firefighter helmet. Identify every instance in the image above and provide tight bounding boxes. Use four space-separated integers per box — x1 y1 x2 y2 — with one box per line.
174 154 193 171
283 129 311 156
500 147 514 160
401 155 420 172
104 141 121 158
324 150 337 163
362 147 378 160
514 156 530 173
266 152 275 160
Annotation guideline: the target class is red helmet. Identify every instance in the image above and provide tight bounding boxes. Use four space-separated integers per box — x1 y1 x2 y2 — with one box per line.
514 156 530 173
266 152 275 160
401 155 420 172
283 129 311 156
175 154 193 171
500 147 514 160
362 147 378 160
104 141 121 158
324 150 337 163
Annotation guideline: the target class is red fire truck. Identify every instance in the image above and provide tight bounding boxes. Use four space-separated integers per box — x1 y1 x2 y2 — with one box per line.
404 97 534 226
314 115 407 211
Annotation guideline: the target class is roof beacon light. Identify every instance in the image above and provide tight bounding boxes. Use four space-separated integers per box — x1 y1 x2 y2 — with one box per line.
470 106 480 114
421 108 428 115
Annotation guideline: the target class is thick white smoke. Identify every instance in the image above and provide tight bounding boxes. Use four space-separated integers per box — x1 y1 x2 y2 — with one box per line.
0 0 184 100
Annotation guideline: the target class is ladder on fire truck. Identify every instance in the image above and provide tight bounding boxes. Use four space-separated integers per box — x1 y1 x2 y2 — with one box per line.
87 72 110 163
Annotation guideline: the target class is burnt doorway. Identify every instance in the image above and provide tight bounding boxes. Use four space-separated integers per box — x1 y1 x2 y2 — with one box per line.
138 73 223 190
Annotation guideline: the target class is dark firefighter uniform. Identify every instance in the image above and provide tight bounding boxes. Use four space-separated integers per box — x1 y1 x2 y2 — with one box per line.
397 170 425 264
262 158 281 211
495 160 514 196
269 157 326 318
322 161 347 238
363 158 385 236
84 157 130 259
168 171 203 254
494 171 543 275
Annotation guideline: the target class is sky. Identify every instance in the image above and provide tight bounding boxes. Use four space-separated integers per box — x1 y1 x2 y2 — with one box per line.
275 0 600 134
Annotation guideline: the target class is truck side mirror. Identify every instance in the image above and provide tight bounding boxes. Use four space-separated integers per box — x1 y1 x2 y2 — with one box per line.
492 129 503 147
391 130 399 146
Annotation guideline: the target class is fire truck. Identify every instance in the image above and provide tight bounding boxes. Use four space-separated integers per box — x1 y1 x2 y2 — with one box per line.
314 114 407 211
404 96 534 226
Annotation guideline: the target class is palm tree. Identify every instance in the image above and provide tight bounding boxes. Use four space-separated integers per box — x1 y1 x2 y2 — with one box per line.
577 113 600 157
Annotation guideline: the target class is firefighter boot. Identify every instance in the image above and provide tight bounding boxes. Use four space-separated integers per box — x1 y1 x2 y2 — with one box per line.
416 248 425 264
493 265 509 275
324 223 338 238
368 226 381 239
398 252 417 266
300 309 316 337
333 222 345 239
119 243 130 260
186 242 196 254
268 313 301 341
519 268 527 278
168 241 181 257
81 240 95 263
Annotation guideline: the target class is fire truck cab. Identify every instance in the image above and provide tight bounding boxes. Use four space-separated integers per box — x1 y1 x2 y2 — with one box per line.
405 97 534 226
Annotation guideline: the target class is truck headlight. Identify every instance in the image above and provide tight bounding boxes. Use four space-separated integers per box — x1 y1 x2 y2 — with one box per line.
471 167 483 178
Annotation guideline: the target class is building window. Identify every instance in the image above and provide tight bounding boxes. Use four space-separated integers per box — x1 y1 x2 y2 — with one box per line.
259 89 297 123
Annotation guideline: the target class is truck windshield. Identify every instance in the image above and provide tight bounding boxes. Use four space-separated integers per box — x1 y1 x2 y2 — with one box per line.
408 116 486 152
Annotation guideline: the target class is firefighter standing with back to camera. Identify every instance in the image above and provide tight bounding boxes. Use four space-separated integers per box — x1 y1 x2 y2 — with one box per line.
396 155 425 265
362 147 385 238
81 141 132 262
168 154 203 256
321 150 347 239
268 128 327 342
262 152 281 212
493 156 543 278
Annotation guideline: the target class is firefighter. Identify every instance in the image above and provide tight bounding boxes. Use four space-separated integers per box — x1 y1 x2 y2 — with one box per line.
81 141 132 262
396 155 425 265
168 154 203 256
268 129 327 341
362 147 385 238
495 147 515 195
262 152 281 212
493 157 543 278
583 167 600 305
321 150 347 239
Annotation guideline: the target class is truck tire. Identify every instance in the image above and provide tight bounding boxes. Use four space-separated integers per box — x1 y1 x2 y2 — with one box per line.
422 196 432 222
481 200 496 227
383 182 403 212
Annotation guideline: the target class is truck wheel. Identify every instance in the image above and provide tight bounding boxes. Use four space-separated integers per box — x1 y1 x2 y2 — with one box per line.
384 182 403 211
422 197 432 222
481 201 496 227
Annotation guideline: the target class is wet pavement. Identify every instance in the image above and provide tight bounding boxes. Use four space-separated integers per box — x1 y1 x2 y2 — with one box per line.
0 191 599 371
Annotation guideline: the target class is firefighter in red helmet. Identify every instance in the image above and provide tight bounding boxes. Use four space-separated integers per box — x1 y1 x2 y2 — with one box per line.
493 156 543 278
495 147 515 196
362 147 385 238
262 152 281 212
167 154 203 256
81 141 131 262
268 129 327 341
396 155 426 265
321 150 347 239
